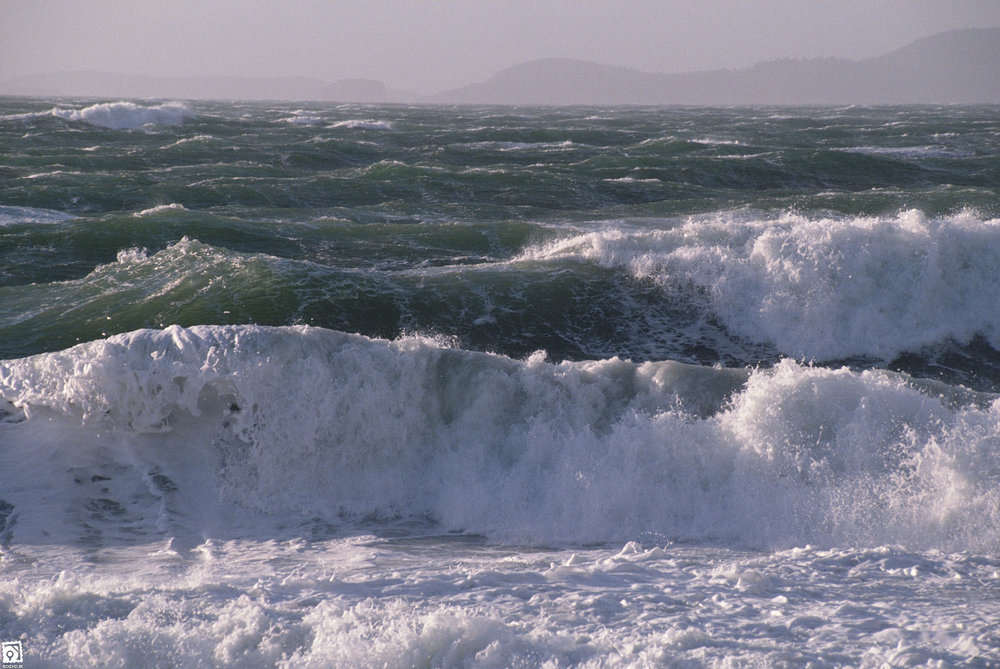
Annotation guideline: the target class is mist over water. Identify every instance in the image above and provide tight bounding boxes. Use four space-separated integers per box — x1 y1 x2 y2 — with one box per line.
2 99 1000 666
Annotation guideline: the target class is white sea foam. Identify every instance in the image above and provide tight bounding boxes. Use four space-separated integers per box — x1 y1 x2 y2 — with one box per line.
4 537 996 667
1 325 997 552
519 209 1000 360
50 101 195 129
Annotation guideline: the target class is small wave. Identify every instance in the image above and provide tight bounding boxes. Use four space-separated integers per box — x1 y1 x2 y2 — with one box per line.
712 152 772 160
133 203 188 217
455 140 576 151
0 110 51 123
604 177 661 184
281 110 324 125
839 145 970 159
162 134 217 149
284 116 323 125
0 205 75 226
23 170 82 179
690 137 742 146
634 136 679 147
330 119 394 130
50 101 195 130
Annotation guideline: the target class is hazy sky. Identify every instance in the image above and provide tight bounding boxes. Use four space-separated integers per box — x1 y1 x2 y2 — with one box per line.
3 0 1000 93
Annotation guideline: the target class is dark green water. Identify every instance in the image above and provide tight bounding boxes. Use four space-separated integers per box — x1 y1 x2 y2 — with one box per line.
2 99 999 386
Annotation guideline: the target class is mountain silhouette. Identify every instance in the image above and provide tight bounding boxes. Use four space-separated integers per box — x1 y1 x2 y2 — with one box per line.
433 28 1000 105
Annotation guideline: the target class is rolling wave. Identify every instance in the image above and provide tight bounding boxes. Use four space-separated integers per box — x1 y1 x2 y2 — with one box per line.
1 325 998 550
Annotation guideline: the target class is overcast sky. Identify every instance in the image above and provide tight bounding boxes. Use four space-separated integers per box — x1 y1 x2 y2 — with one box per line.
3 0 999 94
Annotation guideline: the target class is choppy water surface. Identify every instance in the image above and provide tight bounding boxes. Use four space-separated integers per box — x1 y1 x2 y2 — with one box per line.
1 99 999 666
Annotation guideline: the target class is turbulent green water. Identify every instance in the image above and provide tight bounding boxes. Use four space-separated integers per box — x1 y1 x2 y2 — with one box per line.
3 100 999 383
4 99 1000 667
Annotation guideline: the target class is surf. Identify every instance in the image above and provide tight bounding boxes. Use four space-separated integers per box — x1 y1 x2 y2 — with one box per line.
2 324 998 552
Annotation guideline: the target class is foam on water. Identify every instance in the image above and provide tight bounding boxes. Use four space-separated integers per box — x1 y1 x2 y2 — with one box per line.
49 101 195 129
2 537 998 667
519 209 1000 361
1 325 998 551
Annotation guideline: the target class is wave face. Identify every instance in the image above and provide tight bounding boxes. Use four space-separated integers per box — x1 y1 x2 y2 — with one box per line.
2 324 998 551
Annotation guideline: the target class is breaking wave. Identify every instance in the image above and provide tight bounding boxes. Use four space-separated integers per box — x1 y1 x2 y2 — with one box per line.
2 325 998 551
49 101 195 129
519 209 1000 361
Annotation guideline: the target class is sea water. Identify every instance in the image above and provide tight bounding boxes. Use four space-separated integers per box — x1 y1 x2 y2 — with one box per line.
1 99 999 666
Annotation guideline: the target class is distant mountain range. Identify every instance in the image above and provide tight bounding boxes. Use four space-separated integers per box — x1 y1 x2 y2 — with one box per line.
3 27 998 105
433 28 1000 105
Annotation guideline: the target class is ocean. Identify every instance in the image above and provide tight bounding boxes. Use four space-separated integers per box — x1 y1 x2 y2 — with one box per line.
1 98 999 667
